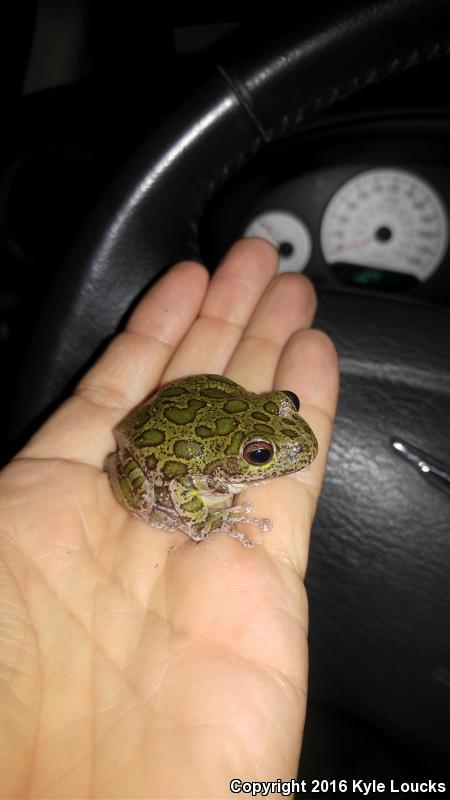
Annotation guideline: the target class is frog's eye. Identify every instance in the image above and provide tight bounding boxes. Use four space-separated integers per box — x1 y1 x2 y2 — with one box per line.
243 440 274 466
282 390 300 411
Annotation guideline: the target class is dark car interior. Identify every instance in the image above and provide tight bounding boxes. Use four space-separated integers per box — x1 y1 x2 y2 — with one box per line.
2 1 449 785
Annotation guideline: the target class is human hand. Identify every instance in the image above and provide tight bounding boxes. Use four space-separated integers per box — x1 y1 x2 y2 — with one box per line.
0 239 338 799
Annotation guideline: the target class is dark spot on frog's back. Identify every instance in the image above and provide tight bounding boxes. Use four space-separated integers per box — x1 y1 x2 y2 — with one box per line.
282 427 303 439
146 453 157 470
200 387 231 399
131 472 145 490
158 385 188 398
263 401 279 416
119 477 137 508
135 428 165 447
162 460 189 479
251 411 270 422
215 417 238 434
223 399 248 413
124 458 141 474
173 440 204 458
195 425 215 438
252 423 276 438
164 398 206 424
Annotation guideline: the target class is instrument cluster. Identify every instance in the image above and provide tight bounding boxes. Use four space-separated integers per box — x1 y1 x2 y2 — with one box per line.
202 119 450 302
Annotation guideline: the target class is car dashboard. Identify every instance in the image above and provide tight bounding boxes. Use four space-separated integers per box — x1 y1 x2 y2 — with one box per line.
203 110 450 305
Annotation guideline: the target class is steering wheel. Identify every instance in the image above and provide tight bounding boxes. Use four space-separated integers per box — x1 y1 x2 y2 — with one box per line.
13 0 450 767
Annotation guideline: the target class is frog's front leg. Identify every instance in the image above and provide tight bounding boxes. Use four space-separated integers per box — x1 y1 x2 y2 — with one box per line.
195 476 273 537
105 451 155 522
169 476 271 548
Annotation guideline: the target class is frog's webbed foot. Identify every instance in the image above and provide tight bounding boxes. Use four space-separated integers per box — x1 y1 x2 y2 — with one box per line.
148 511 180 532
217 524 254 548
213 504 273 548
227 503 272 532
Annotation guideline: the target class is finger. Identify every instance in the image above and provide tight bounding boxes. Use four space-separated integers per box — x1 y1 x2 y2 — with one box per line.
245 329 339 574
276 328 339 443
225 272 317 392
162 238 279 381
78 261 209 408
17 261 209 465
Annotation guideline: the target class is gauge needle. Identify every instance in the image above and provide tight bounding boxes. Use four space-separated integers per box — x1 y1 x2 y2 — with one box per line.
328 236 374 257
259 222 278 242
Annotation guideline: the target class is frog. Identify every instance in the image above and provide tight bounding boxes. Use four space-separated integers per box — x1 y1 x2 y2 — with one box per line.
105 374 318 548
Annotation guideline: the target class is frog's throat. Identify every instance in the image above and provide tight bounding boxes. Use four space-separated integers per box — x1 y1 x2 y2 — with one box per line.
228 477 270 491
200 490 234 512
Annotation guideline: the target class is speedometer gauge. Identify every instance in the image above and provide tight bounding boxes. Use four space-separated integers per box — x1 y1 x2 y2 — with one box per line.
320 169 448 281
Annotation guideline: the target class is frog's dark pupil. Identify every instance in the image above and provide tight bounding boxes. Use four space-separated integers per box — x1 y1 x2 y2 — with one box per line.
243 441 274 465
251 448 271 464
282 390 300 411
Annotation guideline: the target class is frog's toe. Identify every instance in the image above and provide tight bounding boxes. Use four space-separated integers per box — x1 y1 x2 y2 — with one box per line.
185 525 208 543
235 513 272 533
257 518 272 533
229 502 253 516
219 526 254 548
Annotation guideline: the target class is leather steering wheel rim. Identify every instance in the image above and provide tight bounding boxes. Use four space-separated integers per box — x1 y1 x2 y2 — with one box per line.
13 0 450 762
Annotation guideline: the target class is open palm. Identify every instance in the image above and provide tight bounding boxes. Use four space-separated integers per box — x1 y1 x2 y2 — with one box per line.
0 240 338 799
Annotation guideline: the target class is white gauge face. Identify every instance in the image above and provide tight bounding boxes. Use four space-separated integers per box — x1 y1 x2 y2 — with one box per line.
244 210 312 273
320 169 448 281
